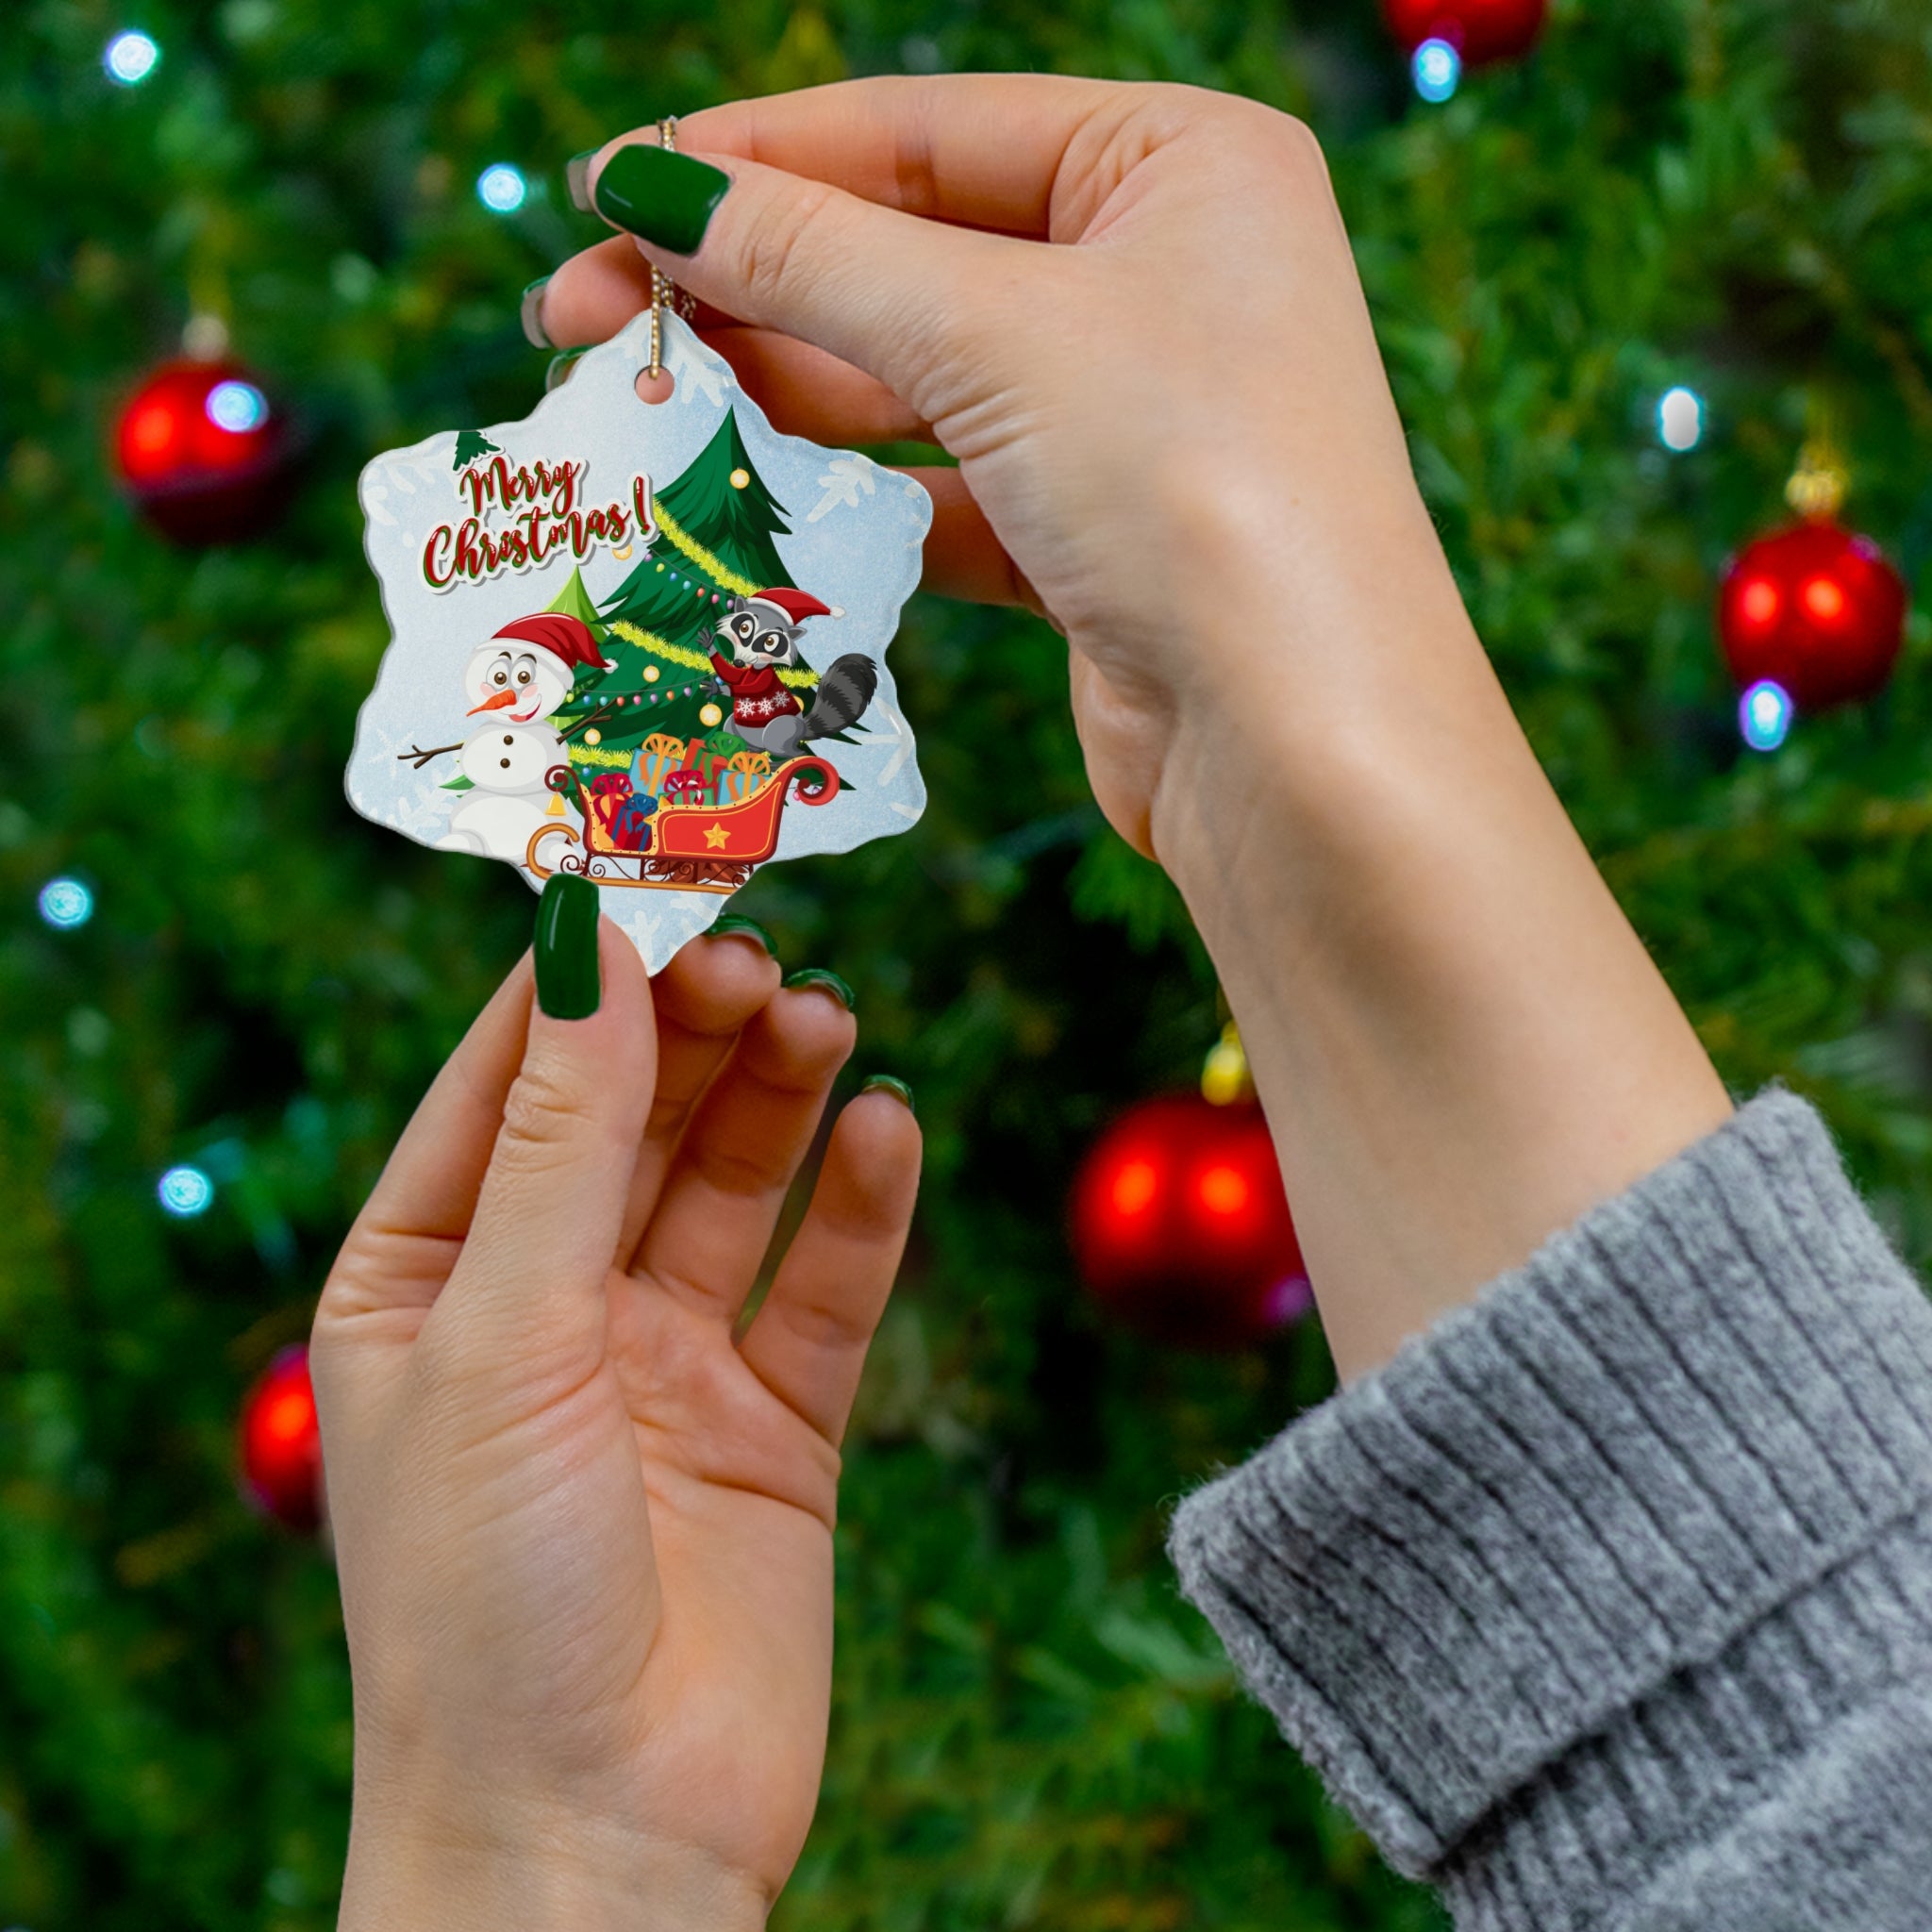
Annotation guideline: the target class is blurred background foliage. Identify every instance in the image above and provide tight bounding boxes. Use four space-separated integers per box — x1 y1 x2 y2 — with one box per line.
5 0 1932 1925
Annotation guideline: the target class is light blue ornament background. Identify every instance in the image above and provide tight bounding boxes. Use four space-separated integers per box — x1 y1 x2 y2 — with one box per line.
346 310 931 971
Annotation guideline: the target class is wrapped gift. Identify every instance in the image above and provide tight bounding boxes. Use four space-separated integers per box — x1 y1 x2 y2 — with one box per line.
609 791 657 852
631 732 690 798
586 773 635 850
681 749 732 794
588 772 631 817
714 749 774 807
661 767 708 807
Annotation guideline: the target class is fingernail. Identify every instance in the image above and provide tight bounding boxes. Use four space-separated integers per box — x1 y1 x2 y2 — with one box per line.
783 967 855 1011
520 275 552 350
708 913 777 958
534 874 600 1019
545 347 588 393
592 143 730 257
565 149 597 213
861 1074 914 1116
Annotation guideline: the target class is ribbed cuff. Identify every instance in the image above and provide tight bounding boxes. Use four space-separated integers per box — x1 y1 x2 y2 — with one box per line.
1167 1091 1932 1896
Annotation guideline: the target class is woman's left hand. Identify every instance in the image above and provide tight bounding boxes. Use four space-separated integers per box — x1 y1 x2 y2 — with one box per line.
312 919 919 1931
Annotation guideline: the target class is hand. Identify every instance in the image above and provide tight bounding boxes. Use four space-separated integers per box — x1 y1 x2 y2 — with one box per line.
536 78 1727 1381
312 924 919 1929
538 76 1440 858
539 78 1730 1379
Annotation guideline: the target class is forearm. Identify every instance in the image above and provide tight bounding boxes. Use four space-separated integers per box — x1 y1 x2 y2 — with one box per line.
1149 491 1731 1380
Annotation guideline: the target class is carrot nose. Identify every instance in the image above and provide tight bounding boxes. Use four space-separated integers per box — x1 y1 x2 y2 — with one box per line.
467 689 518 715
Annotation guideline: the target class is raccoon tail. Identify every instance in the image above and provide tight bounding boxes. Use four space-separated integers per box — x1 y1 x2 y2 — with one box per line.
799 655 878 741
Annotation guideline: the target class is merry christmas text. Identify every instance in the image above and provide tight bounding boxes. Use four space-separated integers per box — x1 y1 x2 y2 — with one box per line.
424 458 655 588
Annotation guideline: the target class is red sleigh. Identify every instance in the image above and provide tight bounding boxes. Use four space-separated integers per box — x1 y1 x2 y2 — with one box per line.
525 755 841 894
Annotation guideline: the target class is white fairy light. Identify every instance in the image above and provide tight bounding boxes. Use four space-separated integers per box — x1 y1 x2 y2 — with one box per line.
1740 679 1793 753
158 1165 215 1217
206 380 268 433
476 164 527 213
1658 386 1705 453
37 878 93 929
1413 39 1460 103
104 30 159 85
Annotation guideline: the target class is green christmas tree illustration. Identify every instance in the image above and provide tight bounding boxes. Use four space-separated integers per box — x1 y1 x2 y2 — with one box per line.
552 409 821 762
451 429 500 469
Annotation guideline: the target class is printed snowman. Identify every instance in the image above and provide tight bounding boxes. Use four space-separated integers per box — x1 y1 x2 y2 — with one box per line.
436 612 608 865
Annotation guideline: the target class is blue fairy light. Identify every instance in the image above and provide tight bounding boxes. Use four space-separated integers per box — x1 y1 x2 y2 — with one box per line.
1657 386 1705 453
206 380 268 433
1412 38 1461 103
476 163 527 213
158 1165 215 1217
37 878 93 929
1740 679 1793 753
104 30 159 85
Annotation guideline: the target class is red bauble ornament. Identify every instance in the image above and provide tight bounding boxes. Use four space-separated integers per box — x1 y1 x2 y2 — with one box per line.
238 1344 324 1533
1383 0 1546 64
113 358 296 544
1070 1093 1310 1350
1717 520 1907 712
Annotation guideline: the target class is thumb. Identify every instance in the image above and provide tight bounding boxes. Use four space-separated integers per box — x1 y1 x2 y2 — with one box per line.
585 138 1020 423
435 878 656 1374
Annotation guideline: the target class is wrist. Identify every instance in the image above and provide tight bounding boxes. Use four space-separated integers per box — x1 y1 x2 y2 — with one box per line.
1142 520 1729 1380
1147 488 1500 924
340 1796 769 1932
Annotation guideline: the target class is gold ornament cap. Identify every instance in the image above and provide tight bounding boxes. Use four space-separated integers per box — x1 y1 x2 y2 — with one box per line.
1785 439 1848 522
1201 1022 1255 1106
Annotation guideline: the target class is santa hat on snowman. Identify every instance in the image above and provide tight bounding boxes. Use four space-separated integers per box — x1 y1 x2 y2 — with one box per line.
464 611 610 721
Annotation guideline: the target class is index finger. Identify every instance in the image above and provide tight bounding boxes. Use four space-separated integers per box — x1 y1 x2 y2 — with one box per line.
654 74 1141 238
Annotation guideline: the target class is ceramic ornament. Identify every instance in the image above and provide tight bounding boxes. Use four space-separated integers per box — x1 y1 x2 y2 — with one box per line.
347 309 931 970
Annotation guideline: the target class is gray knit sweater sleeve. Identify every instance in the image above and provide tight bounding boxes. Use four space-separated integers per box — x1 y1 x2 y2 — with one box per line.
1167 1090 1932 1931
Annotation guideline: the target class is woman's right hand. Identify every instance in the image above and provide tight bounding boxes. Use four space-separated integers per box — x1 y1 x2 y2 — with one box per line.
537 76 1462 859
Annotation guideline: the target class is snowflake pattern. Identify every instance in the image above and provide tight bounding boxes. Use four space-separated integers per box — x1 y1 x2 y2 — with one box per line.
668 335 729 410
807 456 878 524
870 695 918 788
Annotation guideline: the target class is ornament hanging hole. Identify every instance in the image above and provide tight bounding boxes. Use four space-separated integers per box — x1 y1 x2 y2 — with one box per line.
635 367 675 406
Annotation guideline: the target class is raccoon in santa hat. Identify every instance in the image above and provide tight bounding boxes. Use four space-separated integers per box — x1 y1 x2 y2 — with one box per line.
708 588 877 759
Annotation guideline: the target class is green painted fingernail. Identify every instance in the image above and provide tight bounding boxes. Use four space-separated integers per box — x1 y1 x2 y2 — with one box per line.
544 347 588 393
784 967 854 1010
565 150 597 213
592 142 730 256
520 276 552 350
861 1074 914 1115
534 874 600 1020
709 914 777 957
